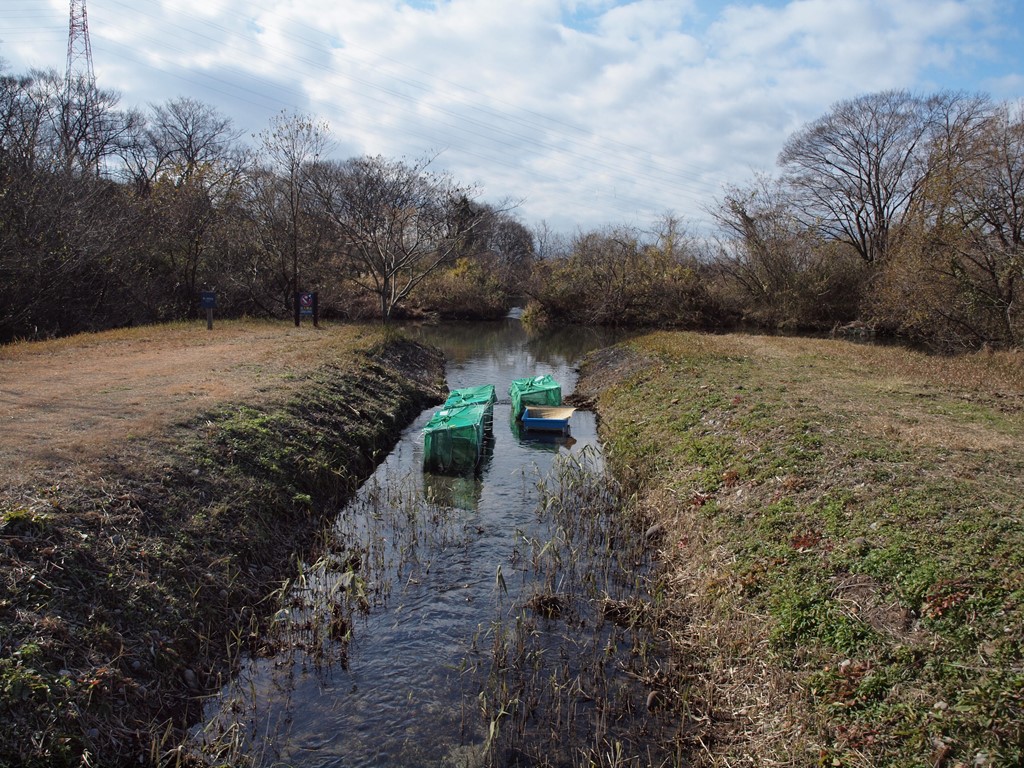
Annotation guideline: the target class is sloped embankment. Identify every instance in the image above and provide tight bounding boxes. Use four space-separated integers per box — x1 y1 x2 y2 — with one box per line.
573 332 1024 767
0 330 445 767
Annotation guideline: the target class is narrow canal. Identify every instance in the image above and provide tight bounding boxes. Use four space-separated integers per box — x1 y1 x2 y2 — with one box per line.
195 318 677 767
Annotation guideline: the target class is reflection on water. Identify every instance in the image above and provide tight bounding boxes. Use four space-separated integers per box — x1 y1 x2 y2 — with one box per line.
411 318 634 398
423 470 484 512
194 318 662 767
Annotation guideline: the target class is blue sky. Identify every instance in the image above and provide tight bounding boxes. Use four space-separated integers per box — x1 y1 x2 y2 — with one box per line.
2 0 1023 234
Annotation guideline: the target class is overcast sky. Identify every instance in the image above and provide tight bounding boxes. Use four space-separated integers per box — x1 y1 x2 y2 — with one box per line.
2 0 1023 234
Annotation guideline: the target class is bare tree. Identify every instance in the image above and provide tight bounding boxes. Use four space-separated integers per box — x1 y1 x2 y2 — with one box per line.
648 211 702 265
28 68 137 177
709 175 863 328
310 154 488 322
129 97 243 190
453 202 534 292
254 111 332 312
0 72 44 172
712 176 812 299
0 69 146 340
779 90 933 265
487 214 535 290
926 100 1024 346
532 219 570 260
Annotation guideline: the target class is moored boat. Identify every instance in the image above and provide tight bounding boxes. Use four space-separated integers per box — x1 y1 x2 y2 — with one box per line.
521 405 576 434
509 375 561 420
443 384 497 432
422 402 489 474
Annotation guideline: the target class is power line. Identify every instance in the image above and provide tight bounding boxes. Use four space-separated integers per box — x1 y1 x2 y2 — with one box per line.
96 0 724 200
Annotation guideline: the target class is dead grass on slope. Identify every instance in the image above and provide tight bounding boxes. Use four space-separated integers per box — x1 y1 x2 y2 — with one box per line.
0 320 445 767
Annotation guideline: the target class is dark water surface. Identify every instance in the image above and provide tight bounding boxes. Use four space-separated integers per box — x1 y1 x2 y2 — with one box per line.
195 319 673 767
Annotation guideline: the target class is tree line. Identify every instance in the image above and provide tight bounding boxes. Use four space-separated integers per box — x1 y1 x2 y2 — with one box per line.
2 65 1021 350
529 90 1024 351
0 67 531 342
717 90 1024 349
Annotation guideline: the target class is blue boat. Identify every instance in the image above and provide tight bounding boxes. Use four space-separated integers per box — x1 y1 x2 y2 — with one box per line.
520 405 576 434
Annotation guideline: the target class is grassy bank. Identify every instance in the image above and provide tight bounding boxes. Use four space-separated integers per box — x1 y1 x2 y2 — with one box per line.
573 332 1024 768
0 321 445 767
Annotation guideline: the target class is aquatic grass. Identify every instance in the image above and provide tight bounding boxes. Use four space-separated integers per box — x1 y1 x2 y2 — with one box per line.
472 450 680 767
193 466 477 762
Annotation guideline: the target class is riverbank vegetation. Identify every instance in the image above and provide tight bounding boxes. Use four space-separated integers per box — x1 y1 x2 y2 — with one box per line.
573 331 1024 767
0 321 445 766
4 67 1022 352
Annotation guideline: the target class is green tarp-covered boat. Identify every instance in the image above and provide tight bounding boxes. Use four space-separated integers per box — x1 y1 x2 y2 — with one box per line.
443 384 497 432
509 375 561 420
423 402 489 474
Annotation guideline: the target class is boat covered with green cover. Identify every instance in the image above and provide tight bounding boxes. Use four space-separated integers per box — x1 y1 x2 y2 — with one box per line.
443 384 497 431
423 403 489 474
509 375 561 419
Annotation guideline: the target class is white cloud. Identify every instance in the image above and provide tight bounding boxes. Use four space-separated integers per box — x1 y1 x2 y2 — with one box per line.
2 0 1021 233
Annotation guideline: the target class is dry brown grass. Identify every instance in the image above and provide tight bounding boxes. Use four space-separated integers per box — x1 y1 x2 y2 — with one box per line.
0 319 376 485
645 486 816 768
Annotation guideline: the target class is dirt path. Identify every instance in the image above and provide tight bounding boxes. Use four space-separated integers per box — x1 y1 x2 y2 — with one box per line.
0 321 367 483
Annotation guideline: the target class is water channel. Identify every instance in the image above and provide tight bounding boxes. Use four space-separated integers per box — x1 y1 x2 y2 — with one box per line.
195 318 676 767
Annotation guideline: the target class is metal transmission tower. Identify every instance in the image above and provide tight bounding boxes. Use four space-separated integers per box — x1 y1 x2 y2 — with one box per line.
65 0 96 88
63 0 98 175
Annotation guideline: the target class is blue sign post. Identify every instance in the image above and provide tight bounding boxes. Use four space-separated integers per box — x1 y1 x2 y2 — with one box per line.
200 291 216 330
294 291 319 327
